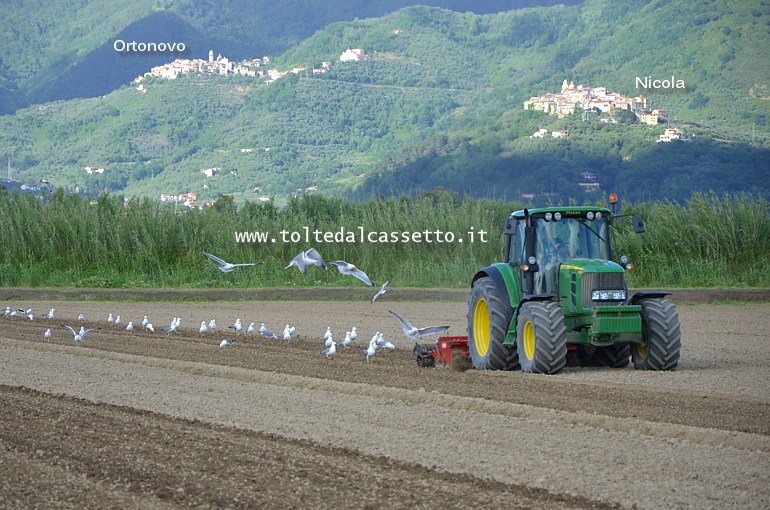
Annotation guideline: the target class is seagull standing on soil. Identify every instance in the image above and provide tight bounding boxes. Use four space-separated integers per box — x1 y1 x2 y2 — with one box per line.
107 313 115 326
229 319 243 333
77 313 85 321
125 321 134 333
321 341 337 359
220 338 235 348
364 340 377 362
328 260 374 286
63 325 97 343
142 316 149 329
46 308 55 320
246 322 255 334
261 329 278 340
258 322 267 335
339 331 352 348
371 281 389 304
199 321 208 336
323 327 332 342
349 327 358 342
286 248 327 273
115 315 122 327
208 319 217 331
388 310 450 340
204 252 262 273
43 328 52 340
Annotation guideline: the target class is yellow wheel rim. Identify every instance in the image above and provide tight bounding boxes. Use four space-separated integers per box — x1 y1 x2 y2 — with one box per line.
473 298 490 357
523 320 535 361
635 343 647 359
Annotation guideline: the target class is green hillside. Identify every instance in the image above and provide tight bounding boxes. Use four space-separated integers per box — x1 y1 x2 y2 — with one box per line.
1 0 768 204
0 0 569 114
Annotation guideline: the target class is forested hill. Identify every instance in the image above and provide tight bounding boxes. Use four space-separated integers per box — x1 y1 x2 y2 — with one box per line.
0 0 768 204
0 0 577 114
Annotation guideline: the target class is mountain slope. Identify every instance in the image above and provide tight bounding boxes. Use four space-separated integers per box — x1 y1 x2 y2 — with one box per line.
1 0 768 204
0 0 578 114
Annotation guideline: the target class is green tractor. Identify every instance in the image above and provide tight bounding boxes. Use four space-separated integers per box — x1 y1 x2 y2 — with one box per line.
467 197 681 374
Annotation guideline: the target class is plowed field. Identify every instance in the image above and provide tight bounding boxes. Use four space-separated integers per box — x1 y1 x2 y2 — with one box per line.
1 293 768 509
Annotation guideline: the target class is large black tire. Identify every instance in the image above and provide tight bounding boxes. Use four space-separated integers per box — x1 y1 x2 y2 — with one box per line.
467 277 519 370
632 298 681 371
516 301 567 374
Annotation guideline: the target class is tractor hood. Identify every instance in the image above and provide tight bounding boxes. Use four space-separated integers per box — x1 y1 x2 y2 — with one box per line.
559 258 625 274
559 259 628 313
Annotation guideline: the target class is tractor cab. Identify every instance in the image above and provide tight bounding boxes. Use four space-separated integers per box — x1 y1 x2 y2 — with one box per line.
504 207 618 296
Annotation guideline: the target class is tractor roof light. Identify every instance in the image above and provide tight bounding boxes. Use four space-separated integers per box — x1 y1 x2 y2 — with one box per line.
545 212 553 221
554 212 562 221
587 211 595 220
620 255 629 264
595 211 602 219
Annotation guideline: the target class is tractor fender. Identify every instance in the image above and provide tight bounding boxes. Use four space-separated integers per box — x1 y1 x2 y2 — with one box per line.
630 291 671 304
471 264 519 309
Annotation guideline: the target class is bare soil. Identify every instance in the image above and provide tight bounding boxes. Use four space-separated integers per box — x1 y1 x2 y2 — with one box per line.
1 290 768 509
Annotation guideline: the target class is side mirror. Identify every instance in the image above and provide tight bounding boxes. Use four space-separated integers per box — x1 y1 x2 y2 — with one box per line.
633 215 646 233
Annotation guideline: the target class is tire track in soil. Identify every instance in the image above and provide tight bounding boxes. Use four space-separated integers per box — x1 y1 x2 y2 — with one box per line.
0 386 614 510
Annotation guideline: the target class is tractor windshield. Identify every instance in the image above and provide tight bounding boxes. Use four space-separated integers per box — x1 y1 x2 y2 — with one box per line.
536 216 610 264
534 216 611 293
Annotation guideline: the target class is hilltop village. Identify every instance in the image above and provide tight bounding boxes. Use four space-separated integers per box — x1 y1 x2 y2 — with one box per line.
130 56 678 207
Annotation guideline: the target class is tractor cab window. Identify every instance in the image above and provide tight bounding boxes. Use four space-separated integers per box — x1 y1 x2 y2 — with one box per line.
534 216 610 292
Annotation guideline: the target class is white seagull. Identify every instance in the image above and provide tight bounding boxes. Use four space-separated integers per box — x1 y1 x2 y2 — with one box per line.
349 326 358 341
63 325 97 343
199 321 208 336
261 329 278 340
141 316 149 328
364 340 377 362
323 327 332 342
376 332 395 350
204 251 262 273
125 321 134 333
328 260 374 286
229 319 243 333
321 341 337 359
146 322 155 333
77 313 85 321
371 281 389 304
208 319 217 330
388 310 449 340
246 322 255 334
286 248 327 273
220 338 235 348
339 331 352 348
107 313 115 325
115 315 122 327
46 309 55 320
258 322 267 335
43 328 52 340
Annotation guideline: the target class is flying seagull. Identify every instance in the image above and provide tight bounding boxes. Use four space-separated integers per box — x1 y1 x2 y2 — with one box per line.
371 281 389 304
328 260 374 286
62 325 97 343
286 248 327 273
388 310 449 341
204 251 262 273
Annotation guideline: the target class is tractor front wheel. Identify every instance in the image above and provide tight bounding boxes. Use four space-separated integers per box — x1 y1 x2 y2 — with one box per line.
516 301 567 374
633 298 681 371
467 277 519 370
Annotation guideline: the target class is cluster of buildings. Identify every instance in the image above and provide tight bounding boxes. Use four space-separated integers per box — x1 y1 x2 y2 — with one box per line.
524 79 650 119
135 46 369 86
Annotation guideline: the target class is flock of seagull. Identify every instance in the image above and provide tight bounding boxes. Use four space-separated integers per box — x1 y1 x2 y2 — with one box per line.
208 248 389 304
2 302 451 363
2 247 449 362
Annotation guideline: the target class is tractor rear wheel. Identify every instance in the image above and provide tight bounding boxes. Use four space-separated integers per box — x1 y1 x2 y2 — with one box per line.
516 301 567 374
467 277 519 370
633 298 681 371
